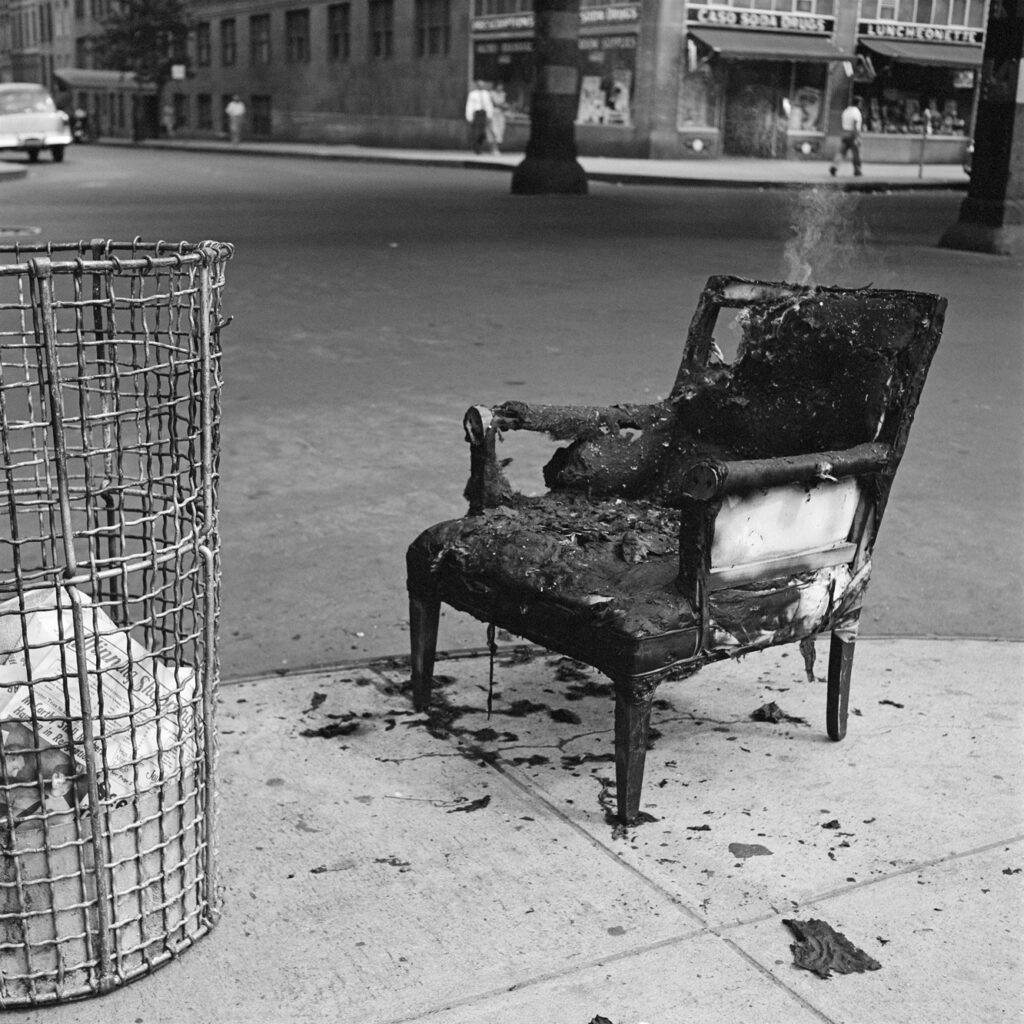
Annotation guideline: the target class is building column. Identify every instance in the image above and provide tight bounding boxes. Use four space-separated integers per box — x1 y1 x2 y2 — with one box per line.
940 0 1024 255
511 0 588 194
644 0 685 158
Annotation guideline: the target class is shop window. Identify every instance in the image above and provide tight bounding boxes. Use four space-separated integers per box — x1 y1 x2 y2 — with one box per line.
285 9 310 63
678 39 718 129
898 0 915 19
931 0 949 20
196 22 211 67
416 0 450 56
251 95 272 136
860 61 970 135
221 19 237 66
328 3 351 60
250 14 271 65
173 92 188 129
197 93 213 130
369 0 394 58
475 0 530 12
576 34 637 126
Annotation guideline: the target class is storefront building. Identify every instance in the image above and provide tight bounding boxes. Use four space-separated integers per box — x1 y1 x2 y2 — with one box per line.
15 0 980 160
854 0 985 162
670 0 983 160
471 1 646 155
467 0 983 161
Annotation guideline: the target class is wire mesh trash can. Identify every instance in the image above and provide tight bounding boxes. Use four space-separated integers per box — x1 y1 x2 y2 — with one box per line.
0 239 233 1005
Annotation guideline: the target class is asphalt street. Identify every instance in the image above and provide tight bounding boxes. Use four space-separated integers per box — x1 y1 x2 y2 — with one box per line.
2 145 1021 678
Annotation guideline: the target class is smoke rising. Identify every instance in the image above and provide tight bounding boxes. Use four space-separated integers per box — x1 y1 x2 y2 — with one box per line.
782 187 877 287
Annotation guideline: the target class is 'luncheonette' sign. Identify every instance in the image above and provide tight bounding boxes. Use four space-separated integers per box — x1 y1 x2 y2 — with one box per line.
857 20 984 45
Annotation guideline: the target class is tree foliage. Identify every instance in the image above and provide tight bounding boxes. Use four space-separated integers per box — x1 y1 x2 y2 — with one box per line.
92 0 192 94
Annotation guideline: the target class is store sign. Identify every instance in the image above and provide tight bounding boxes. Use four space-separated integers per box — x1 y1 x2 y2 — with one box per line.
858 21 984 45
687 5 834 34
473 4 640 34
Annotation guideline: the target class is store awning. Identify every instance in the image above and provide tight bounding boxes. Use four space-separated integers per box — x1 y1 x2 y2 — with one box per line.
688 28 854 62
859 39 982 68
53 68 154 92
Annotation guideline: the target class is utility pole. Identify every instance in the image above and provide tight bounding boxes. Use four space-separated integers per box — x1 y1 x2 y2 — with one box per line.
511 0 587 195
939 0 1023 255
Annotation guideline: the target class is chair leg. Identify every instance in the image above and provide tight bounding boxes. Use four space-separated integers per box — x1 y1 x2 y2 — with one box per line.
614 686 654 826
409 590 441 712
826 629 856 742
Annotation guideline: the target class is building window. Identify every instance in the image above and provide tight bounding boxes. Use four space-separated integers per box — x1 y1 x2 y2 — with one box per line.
221 18 236 66
861 0 985 23
196 21 211 66
415 0 449 57
285 9 310 63
327 3 350 61
475 0 530 11
250 14 271 64
197 93 213 130
368 0 393 58
173 92 188 129
251 94 272 135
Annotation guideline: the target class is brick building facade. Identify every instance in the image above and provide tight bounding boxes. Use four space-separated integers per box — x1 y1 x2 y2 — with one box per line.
1 0 984 162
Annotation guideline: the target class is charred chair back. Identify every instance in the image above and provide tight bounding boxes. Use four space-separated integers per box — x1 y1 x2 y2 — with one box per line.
407 276 945 824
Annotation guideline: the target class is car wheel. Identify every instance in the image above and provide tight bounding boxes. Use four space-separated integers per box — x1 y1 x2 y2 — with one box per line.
27 148 40 163
51 146 65 163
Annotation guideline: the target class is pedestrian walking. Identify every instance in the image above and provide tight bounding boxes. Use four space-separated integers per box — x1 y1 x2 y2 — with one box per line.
161 102 175 139
225 95 247 145
830 97 863 177
465 80 493 155
487 83 507 154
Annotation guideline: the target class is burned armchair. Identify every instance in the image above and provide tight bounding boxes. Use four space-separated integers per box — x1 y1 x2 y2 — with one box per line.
407 276 945 824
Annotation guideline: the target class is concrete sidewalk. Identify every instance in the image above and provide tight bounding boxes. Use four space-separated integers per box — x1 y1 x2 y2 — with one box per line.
17 636 1022 1024
56 137 969 192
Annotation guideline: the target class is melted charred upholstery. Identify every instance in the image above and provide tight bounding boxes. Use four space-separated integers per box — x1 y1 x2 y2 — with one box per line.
407 275 946 824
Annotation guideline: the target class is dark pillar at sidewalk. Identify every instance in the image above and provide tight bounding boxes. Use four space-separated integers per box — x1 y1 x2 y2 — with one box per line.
511 0 588 195
939 0 1023 255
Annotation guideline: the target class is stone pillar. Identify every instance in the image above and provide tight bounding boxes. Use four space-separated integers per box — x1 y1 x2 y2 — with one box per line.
939 0 1024 255
645 0 686 159
511 0 588 194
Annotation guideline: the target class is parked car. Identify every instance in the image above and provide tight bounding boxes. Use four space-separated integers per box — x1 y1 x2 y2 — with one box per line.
0 83 73 163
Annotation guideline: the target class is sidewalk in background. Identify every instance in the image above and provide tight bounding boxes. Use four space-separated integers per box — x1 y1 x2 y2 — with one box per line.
16 636 1023 1024
33 137 969 192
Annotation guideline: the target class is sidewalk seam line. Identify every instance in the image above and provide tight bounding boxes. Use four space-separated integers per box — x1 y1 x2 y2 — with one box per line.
219 634 1023 688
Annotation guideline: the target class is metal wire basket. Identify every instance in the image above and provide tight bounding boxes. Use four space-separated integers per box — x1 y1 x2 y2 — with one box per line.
0 239 232 1004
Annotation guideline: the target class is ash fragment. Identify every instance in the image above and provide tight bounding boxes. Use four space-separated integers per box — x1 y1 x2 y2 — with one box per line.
552 658 591 682
562 751 615 768
447 795 491 814
751 701 809 726
783 918 882 979
509 754 549 767
879 699 905 708
300 719 361 739
549 707 583 725
305 691 327 713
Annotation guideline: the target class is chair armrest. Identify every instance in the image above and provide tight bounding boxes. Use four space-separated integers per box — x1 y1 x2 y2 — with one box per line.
490 400 671 440
462 401 673 513
678 442 892 502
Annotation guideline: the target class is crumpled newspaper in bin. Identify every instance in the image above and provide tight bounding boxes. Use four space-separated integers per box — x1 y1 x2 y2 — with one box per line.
0 586 197 819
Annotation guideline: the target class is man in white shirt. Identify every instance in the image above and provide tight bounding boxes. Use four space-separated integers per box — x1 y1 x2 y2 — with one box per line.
829 97 863 178
465 80 494 155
